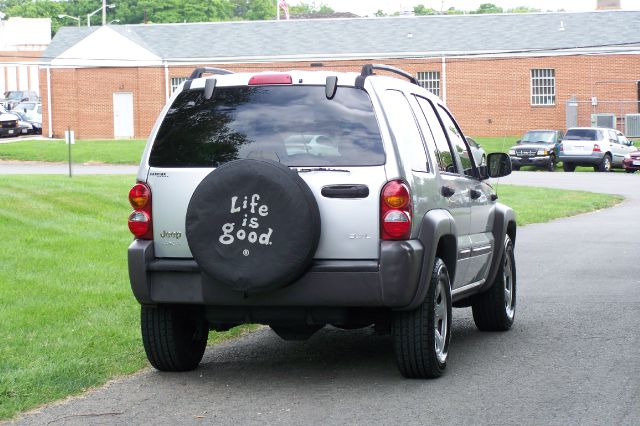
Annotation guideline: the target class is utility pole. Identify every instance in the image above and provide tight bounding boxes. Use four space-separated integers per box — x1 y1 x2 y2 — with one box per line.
102 0 107 25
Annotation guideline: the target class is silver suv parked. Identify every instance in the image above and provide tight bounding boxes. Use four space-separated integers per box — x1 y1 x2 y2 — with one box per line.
128 64 517 378
560 127 636 172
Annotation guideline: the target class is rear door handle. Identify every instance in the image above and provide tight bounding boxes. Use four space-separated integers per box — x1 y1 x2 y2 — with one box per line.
321 184 369 199
470 189 482 200
441 186 455 198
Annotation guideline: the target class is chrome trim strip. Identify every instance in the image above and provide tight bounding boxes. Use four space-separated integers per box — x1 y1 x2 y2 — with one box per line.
472 245 493 256
458 249 472 260
452 279 486 296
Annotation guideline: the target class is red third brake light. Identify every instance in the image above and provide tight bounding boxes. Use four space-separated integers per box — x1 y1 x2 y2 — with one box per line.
381 180 412 240
248 74 293 85
128 182 153 239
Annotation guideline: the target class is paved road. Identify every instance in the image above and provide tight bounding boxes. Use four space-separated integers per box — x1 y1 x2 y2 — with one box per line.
9 171 640 425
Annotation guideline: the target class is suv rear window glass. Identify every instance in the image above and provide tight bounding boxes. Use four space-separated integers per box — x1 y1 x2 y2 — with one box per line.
564 129 601 141
149 85 385 167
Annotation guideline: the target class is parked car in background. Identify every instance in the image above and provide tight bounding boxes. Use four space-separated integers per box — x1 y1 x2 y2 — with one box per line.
13 102 42 134
508 129 563 171
623 150 640 173
466 136 486 166
559 127 636 172
4 111 33 135
2 90 39 110
0 111 22 137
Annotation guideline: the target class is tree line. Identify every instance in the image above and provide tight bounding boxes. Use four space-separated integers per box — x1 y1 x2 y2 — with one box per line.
0 1 547 35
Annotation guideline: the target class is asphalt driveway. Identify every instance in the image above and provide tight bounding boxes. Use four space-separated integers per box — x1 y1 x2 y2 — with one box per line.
8 171 640 425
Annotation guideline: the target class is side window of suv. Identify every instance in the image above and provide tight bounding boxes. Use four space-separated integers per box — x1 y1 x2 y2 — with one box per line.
414 96 457 173
608 130 618 144
437 105 476 178
382 90 430 172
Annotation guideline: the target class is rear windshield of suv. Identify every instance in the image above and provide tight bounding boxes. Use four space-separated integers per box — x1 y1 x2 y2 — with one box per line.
149 85 385 167
564 129 602 141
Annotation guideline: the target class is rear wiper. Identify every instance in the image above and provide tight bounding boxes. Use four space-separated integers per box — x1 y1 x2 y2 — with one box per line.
294 167 350 173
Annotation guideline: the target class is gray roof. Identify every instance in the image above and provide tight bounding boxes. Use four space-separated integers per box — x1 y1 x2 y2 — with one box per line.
44 10 640 62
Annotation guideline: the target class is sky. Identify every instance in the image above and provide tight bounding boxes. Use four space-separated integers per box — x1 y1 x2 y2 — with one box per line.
309 0 639 16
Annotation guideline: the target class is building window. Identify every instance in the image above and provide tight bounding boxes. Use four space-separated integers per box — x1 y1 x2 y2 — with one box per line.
531 69 555 106
170 77 187 94
417 71 440 97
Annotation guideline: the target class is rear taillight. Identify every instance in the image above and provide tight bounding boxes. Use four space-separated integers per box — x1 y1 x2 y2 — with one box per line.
381 180 412 240
128 182 152 239
593 144 601 152
248 74 293 85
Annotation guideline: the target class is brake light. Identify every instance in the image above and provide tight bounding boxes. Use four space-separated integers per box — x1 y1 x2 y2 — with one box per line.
593 144 601 152
381 180 412 240
248 74 293 85
128 182 153 239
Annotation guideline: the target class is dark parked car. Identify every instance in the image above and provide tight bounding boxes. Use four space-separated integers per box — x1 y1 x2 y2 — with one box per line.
508 129 563 171
623 150 640 173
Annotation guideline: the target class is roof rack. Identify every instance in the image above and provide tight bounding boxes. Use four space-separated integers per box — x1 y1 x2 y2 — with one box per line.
188 67 234 80
355 64 418 88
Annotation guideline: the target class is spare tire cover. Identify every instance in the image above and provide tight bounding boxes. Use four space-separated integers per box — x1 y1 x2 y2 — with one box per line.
186 159 321 293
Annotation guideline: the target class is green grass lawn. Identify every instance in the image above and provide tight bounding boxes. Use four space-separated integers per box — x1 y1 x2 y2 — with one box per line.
0 140 146 165
0 175 624 420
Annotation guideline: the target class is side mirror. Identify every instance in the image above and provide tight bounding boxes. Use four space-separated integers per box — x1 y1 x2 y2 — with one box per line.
487 152 512 178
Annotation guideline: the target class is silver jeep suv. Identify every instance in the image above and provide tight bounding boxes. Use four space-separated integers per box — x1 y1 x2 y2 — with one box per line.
128 64 517 378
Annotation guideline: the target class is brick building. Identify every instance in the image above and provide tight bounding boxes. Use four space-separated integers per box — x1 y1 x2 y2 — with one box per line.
1 17 51 97
40 10 640 139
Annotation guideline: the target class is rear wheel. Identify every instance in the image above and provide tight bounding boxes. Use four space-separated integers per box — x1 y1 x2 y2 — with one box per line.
393 258 452 378
598 154 612 172
563 162 576 172
472 235 516 331
625 169 636 174
141 305 209 371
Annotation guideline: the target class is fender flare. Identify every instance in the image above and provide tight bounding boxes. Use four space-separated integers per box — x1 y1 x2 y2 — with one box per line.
482 203 517 293
399 209 458 311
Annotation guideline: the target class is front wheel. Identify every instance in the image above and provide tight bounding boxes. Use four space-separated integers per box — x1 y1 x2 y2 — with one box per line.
393 258 452 378
141 305 209 371
472 235 516 331
546 156 556 172
598 154 612 172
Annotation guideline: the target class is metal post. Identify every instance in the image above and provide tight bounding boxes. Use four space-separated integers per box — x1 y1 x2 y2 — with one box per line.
102 0 107 25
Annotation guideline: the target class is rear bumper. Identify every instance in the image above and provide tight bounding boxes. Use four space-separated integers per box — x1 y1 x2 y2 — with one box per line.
559 152 604 165
129 239 424 309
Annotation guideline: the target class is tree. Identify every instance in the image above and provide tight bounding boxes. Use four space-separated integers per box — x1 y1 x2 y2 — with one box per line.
374 9 386 17
507 6 541 13
413 5 437 15
474 3 503 14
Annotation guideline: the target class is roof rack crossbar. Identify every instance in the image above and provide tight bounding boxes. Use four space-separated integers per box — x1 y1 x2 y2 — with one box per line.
356 64 418 88
189 67 234 80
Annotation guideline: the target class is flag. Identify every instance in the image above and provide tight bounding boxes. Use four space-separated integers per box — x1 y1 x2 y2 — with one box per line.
278 0 290 20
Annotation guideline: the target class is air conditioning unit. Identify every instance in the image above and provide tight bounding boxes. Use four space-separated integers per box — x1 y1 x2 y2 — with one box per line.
590 113 616 129
625 114 640 137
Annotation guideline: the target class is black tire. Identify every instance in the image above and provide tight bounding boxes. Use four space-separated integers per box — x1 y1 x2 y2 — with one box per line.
546 156 556 172
563 162 576 172
597 154 612 172
141 305 209 372
185 159 321 293
472 235 516 331
393 258 452 379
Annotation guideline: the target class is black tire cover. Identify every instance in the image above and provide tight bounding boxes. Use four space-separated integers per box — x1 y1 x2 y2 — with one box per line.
185 159 321 293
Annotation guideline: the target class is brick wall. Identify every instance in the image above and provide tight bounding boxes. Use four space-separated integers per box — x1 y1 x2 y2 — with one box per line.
41 53 640 139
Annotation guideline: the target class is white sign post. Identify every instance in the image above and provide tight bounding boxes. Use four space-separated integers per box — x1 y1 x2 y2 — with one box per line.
65 129 75 177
